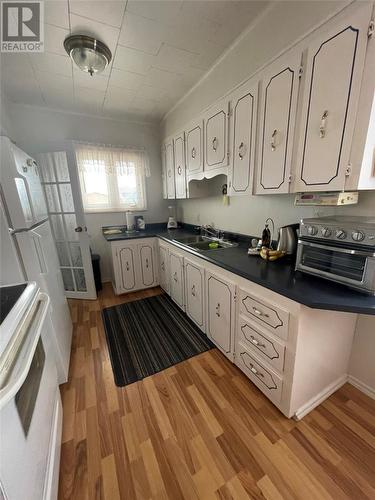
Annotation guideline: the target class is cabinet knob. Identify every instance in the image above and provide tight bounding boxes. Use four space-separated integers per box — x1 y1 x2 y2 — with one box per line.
249 363 264 377
191 285 196 297
252 306 269 318
212 137 218 151
126 262 130 271
161 262 165 270
177 166 182 175
271 129 277 151
191 147 196 158
168 169 172 177
250 335 265 349
215 303 220 317
173 272 178 282
146 258 149 268
319 110 329 138
238 141 246 159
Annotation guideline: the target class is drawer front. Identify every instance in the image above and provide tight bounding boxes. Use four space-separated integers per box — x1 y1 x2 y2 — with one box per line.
239 290 289 339
235 345 283 404
237 315 285 372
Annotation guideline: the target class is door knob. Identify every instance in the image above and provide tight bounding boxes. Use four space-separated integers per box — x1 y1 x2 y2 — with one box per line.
75 226 87 232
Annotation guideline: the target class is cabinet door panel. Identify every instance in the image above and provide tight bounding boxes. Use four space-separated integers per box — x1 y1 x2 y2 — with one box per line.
139 243 155 287
174 133 187 199
294 4 371 191
255 50 301 194
185 259 204 330
119 246 137 291
206 272 235 358
169 251 184 309
185 120 204 175
159 245 169 293
165 139 175 199
230 77 258 195
204 99 229 171
161 145 168 199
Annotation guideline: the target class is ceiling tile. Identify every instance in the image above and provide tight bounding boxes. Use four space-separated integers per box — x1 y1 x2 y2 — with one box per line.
4 78 45 106
109 68 145 91
69 14 120 56
43 88 74 108
73 69 109 92
69 0 126 28
135 84 168 102
126 0 182 24
35 71 73 92
153 44 198 73
44 0 69 29
144 67 187 90
118 12 164 55
29 52 72 77
44 24 70 56
113 45 153 75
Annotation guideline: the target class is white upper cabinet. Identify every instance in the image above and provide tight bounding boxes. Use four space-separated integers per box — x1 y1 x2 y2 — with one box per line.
255 49 301 194
185 119 204 176
161 145 168 199
293 3 373 192
229 76 259 196
204 98 229 173
173 132 187 199
165 138 176 199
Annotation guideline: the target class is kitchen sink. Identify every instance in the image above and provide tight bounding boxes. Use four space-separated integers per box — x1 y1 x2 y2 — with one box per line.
173 235 238 251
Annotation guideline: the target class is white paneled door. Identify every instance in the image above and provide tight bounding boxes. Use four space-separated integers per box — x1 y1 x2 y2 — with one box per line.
185 119 204 176
204 98 229 171
174 132 187 198
37 147 96 299
255 49 301 194
184 258 205 331
293 3 372 192
165 139 176 199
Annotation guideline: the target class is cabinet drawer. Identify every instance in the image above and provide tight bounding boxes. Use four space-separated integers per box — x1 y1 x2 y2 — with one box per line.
235 345 283 404
237 315 285 372
239 289 289 340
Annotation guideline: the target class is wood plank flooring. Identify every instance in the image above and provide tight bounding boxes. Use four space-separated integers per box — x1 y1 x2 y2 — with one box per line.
58 283 375 500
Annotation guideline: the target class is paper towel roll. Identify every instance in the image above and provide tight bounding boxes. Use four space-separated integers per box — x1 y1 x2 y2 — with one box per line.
126 211 135 231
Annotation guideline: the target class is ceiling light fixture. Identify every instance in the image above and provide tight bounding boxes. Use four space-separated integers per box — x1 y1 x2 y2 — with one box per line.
64 35 112 76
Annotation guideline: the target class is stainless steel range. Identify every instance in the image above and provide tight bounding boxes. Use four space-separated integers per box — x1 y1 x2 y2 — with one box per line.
296 216 375 294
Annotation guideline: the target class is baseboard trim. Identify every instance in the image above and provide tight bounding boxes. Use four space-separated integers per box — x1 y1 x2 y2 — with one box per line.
348 375 375 400
293 375 348 420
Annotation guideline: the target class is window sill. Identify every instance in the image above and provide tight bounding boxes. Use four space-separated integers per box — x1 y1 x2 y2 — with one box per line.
84 208 148 214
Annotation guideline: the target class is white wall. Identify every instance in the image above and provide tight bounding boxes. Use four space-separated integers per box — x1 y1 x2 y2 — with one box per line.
349 316 375 397
5 102 169 280
0 93 15 138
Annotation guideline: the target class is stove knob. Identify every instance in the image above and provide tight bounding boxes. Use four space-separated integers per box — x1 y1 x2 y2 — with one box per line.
352 231 365 242
307 225 318 236
321 227 331 237
335 229 347 240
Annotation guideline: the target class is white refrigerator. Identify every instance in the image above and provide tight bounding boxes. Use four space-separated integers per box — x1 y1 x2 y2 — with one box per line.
0 136 72 383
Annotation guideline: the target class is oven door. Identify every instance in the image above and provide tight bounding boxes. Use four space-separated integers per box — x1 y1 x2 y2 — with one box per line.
0 295 59 500
296 239 375 293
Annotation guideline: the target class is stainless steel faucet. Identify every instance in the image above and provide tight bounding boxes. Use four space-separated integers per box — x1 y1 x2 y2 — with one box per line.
201 224 224 240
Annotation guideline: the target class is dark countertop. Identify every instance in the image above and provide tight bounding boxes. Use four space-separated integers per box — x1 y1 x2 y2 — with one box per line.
103 224 375 315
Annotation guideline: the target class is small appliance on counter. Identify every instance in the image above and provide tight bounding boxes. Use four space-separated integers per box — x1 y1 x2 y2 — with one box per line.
125 211 136 233
276 223 299 256
167 205 178 229
296 216 375 294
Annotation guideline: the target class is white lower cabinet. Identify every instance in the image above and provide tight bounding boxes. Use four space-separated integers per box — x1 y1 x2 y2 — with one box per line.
205 270 235 361
110 238 158 295
184 258 205 331
169 249 185 310
158 241 169 293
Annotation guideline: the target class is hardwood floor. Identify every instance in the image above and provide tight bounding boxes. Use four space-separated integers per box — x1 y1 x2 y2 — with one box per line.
59 283 375 500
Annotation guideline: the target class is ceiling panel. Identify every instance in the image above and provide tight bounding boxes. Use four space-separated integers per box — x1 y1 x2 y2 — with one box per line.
3 0 270 122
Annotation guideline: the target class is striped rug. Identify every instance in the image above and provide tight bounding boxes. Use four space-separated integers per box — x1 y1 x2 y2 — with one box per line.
102 294 214 386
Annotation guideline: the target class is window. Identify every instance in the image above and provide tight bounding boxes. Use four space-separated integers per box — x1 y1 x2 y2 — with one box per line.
75 143 149 212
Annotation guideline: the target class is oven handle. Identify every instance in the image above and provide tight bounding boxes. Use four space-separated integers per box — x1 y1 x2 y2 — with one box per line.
298 239 375 257
0 293 50 410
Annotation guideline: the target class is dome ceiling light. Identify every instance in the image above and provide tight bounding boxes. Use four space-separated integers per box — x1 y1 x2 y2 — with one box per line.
64 35 112 76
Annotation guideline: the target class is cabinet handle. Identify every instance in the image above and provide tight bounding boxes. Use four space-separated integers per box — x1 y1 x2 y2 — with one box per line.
126 262 130 271
238 141 246 159
191 285 196 297
177 166 182 175
191 147 196 158
173 272 178 282
212 136 218 151
250 335 265 349
271 129 277 151
215 303 220 317
161 262 165 271
252 306 269 318
249 363 264 377
168 169 172 177
146 258 149 268
319 110 329 138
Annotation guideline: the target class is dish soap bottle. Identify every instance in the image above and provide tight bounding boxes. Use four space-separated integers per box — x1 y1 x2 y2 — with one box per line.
261 223 271 248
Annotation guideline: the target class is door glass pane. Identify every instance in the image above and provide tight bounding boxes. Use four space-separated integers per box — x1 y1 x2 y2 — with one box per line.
64 214 78 241
70 243 82 266
55 153 70 182
59 184 74 212
50 214 65 240
44 184 61 212
61 268 74 291
39 154 56 182
56 242 70 266
74 269 87 291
